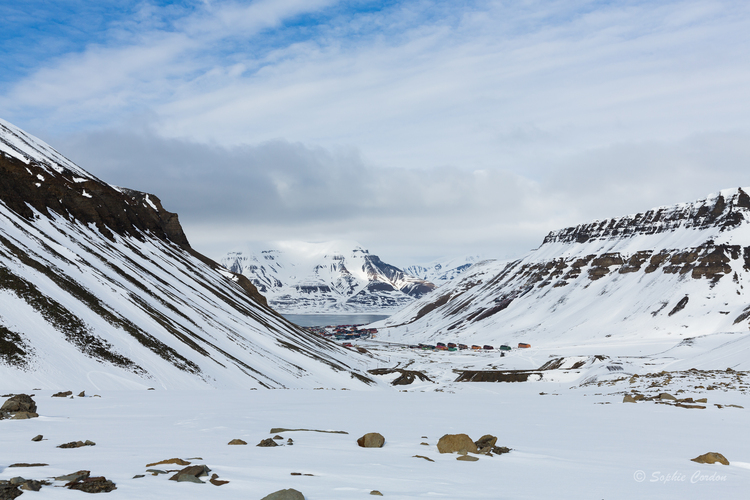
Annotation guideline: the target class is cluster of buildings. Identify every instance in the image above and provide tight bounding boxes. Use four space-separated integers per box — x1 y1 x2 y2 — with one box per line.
305 324 378 341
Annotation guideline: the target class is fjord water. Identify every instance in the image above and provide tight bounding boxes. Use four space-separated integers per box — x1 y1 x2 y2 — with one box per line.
282 314 390 327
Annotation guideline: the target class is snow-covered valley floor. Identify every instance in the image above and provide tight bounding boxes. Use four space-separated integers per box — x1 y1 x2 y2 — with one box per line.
3 337 749 499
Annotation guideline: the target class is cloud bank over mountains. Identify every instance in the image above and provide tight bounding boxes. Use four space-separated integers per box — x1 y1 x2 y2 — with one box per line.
2 0 749 263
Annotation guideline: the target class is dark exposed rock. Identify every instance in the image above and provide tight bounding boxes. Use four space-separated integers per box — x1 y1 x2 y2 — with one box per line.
52 391 73 398
31 435 43 442
228 439 247 445
257 438 279 447
260 488 306 500
474 434 498 452
455 370 541 382
146 458 191 467
8 463 48 468
0 394 37 419
691 452 729 465
57 440 95 448
67 475 117 493
0 483 22 500
209 473 229 486
55 470 90 483
169 465 211 483
456 455 479 461
357 433 385 448
370 490 384 496
437 434 478 454
368 368 433 386
668 296 689 316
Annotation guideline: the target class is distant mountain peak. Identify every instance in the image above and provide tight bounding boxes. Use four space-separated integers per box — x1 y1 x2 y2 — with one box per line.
220 241 436 314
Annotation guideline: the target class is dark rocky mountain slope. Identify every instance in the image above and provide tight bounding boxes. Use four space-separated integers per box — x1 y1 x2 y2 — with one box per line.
374 188 750 350
0 118 373 389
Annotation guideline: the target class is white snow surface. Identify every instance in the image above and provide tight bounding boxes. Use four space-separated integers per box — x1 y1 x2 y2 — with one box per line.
402 255 481 285
2 335 749 499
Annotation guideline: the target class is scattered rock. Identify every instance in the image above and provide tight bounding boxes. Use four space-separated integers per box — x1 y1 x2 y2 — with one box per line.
57 440 95 448
696 398 708 403
228 438 247 445
10 411 39 420
0 483 22 500
623 395 636 403
413 455 434 462
258 438 279 447
8 463 48 468
67 476 117 493
169 465 211 483
270 428 347 434
457 455 479 461
55 471 90 483
146 470 168 475
357 433 385 448
77 391 85 398
273 435 284 440
437 434 478 454
210 473 229 486
691 452 729 465
133 475 145 479
675 403 706 409
474 434 498 453
287 438 294 445
260 488 306 500
370 490 383 496
0 394 38 420
31 434 43 442
658 393 677 401
19 479 43 491
492 446 511 455
146 458 191 467
52 391 72 398
420 442 429 446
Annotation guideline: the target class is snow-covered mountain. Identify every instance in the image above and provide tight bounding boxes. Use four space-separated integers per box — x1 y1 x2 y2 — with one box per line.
0 118 374 389
220 242 436 313
374 188 750 348
403 255 481 286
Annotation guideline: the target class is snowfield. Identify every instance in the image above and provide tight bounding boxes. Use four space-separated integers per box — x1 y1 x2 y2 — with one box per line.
2 386 748 498
3 334 749 499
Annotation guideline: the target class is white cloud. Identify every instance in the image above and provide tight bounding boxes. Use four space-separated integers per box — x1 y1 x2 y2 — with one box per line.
4 0 750 263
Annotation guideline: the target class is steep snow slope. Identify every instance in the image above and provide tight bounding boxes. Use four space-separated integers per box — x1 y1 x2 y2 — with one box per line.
221 241 435 313
0 118 374 390
374 188 750 349
403 255 481 286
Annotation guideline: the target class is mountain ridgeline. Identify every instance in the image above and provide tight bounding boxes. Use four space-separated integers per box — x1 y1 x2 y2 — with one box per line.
221 243 437 314
0 118 374 389
376 188 750 347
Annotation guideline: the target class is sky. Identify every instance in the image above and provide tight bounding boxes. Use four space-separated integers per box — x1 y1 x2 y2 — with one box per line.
1 0 750 266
